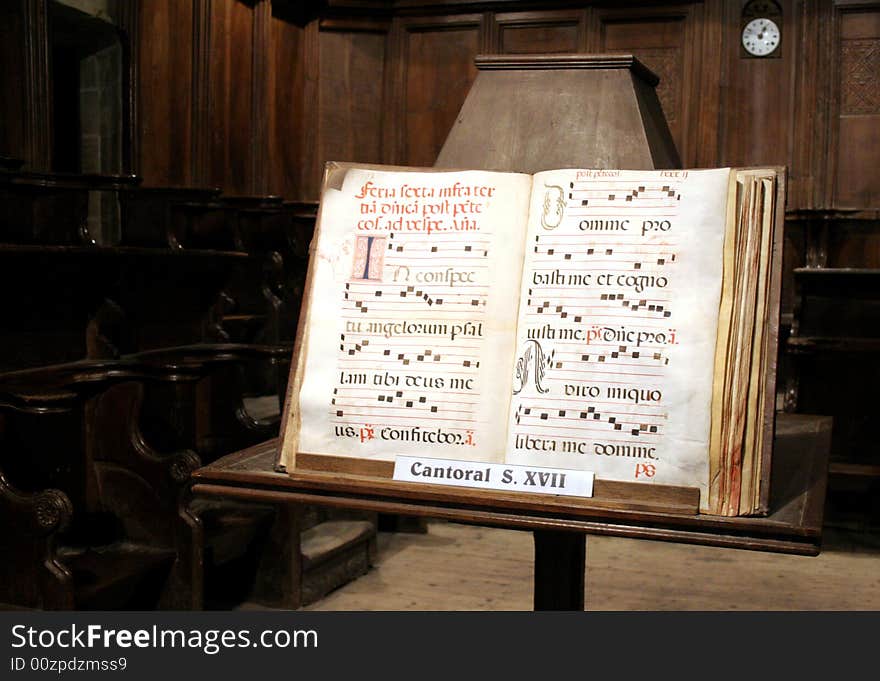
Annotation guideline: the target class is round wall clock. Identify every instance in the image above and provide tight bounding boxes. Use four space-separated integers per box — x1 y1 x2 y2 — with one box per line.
741 17 781 57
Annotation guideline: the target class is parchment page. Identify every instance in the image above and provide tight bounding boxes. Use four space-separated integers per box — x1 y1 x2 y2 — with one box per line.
296 168 532 462
505 168 730 505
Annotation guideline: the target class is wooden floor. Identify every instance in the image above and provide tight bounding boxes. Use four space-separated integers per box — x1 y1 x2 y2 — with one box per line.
304 520 880 610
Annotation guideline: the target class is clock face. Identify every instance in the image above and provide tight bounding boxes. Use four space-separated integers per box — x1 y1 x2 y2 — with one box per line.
742 18 781 57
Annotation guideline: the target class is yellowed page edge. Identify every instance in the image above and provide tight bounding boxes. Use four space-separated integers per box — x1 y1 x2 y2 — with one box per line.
739 174 769 511
708 171 739 514
721 178 761 515
746 175 777 512
278 162 346 471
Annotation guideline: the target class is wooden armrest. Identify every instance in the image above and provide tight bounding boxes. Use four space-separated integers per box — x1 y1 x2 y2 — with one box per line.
0 474 73 537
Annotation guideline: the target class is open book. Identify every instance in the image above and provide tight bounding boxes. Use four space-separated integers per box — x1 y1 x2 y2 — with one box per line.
278 163 784 516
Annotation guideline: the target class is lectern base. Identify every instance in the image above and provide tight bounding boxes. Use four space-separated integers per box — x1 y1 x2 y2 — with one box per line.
533 530 586 611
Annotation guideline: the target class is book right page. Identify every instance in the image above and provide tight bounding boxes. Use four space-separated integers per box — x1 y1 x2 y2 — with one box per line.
505 168 730 510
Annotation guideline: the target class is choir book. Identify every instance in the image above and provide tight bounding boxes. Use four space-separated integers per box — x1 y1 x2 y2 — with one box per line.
278 163 784 516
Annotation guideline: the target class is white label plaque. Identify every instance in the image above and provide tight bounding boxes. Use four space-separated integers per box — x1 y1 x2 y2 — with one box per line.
393 456 594 498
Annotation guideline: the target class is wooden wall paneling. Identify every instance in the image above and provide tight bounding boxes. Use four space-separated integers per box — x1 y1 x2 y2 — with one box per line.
719 0 797 186
592 3 702 167
302 20 321 200
138 0 193 186
825 219 880 267
266 9 307 200
206 0 255 195
491 9 588 54
391 14 485 167
191 0 210 186
383 17 407 167
0 1 29 164
691 0 723 168
830 2 880 209
316 20 390 193
788 0 832 210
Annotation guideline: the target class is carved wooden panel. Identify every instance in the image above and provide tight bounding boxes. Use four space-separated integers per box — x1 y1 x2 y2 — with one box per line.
594 11 690 162
834 8 880 208
206 0 254 194
494 10 585 54
840 39 880 115
318 29 387 176
137 0 193 186
397 17 483 167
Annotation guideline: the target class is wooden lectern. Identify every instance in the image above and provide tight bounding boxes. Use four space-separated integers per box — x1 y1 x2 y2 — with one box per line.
192 55 831 610
437 54 680 606
435 54 680 173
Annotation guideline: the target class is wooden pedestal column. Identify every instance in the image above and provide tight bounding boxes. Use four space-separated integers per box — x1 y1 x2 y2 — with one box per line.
533 530 586 611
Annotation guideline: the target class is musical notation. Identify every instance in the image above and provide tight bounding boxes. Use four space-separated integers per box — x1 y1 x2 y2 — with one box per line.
385 232 490 258
508 172 692 457
598 293 672 317
566 181 682 213
331 214 500 435
532 240 677 269
342 282 488 314
339 334 482 369
514 401 664 438
341 281 489 321
524 225 678 327
330 385 480 423
340 338 370 355
555 345 669 368
524 292 672 322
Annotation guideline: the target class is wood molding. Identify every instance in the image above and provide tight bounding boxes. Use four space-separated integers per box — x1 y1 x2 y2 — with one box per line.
302 20 321 198
789 0 832 209
319 17 393 32
473 53 659 84
118 0 140 175
191 0 212 185
22 0 50 170
824 0 840 208
479 11 493 51
252 0 271 194
693 0 721 168
490 8 587 54
384 17 406 164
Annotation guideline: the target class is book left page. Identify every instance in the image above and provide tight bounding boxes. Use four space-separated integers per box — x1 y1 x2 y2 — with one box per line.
282 165 533 468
